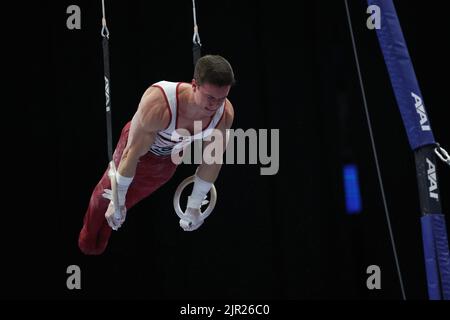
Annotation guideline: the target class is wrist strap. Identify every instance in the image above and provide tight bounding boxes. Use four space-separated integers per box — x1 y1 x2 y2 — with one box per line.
187 196 204 209
116 172 134 187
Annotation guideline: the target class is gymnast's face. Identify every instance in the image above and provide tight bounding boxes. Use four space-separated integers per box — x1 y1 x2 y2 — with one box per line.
192 80 230 116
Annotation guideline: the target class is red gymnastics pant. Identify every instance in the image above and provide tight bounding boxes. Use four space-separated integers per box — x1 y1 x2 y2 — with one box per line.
78 121 177 255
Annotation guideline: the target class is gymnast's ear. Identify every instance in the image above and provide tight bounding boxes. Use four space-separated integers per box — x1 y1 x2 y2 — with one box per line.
191 79 199 91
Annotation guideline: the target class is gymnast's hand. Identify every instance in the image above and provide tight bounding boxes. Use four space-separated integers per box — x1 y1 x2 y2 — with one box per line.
179 207 204 231
102 188 127 230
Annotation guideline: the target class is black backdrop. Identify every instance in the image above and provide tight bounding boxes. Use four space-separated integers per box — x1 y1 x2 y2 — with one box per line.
4 1 449 301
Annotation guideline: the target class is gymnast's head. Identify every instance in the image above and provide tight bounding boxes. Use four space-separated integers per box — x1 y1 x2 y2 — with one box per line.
192 55 235 114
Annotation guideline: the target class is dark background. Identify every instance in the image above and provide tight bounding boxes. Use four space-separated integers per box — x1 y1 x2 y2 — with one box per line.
4 1 449 300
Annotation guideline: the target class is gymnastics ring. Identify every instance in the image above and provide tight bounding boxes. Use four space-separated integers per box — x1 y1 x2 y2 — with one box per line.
173 175 217 228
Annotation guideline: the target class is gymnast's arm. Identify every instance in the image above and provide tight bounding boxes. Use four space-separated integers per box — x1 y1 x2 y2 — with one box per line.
117 89 170 178
196 100 235 183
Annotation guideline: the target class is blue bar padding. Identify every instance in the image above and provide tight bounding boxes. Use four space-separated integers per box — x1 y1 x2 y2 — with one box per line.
432 214 450 300
367 0 435 150
421 214 450 300
421 215 441 300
